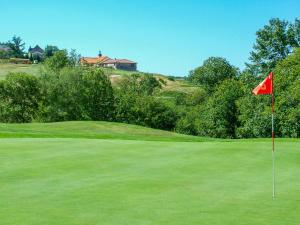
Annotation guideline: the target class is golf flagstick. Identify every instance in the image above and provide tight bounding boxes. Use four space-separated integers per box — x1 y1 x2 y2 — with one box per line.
272 74 275 200
252 71 275 199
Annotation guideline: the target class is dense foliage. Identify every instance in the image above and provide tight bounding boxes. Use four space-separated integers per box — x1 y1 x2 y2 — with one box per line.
8 36 26 58
189 57 238 89
0 73 40 122
247 18 300 75
44 45 59 58
0 36 25 59
114 74 176 130
38 67 115 122
0 18 299 138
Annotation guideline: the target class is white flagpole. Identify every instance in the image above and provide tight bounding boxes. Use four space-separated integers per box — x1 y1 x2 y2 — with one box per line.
272 108 275 199
271 73 275 200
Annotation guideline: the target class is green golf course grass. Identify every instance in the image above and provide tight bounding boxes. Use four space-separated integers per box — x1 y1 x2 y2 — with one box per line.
0 121 299 225
0 62 42 79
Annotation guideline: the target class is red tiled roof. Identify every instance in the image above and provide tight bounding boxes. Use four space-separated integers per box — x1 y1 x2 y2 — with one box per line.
102 59 136 64
80 56 111 64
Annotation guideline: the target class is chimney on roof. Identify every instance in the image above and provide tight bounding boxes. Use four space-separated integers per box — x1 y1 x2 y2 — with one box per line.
98 50 102 57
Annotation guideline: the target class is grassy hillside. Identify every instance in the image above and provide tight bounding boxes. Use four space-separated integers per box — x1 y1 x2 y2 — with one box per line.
0 121 207 142
0 121 299 225
0 62 42 79
0 62 198 93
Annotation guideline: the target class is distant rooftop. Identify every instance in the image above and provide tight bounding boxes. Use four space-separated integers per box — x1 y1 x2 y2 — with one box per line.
0 44 11 52
103 58 136 64
80 55 136 65
28 45 44 53
80 56 112 64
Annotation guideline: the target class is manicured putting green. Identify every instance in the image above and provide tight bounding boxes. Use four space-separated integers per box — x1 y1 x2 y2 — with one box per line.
0 122 299 225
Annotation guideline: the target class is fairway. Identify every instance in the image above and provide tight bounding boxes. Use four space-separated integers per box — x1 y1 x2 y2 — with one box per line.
0 122 299 225
0 62 42 79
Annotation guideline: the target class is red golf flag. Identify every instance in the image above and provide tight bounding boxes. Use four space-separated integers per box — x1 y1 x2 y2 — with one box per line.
252 72 273 95
253 71 276 199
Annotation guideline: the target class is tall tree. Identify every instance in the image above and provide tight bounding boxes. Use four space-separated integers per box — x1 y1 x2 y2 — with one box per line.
68 49 81 66
197 79 244 138
247 18 300 75
274 48 300 137
82 68 115 121
189 57 238 90
289 18 300 47
44 45 59 58
8 35 25 58
0 73 41 123
44 50 69 72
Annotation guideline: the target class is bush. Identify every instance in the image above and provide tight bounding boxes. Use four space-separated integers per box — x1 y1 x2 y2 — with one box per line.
82 69 115 121
0 73 41 123
274 48 300 137
44 50 69 72
138 97 177 130
38 67 114 122
237 48 300 138
236 95 273 138
175 106 200 135
115 92 177 130
189 57 239 90
197 79 244 138
116 73 163 96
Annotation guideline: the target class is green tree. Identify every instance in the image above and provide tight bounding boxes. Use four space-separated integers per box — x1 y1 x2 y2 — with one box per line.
0 73 41 123
198 79 244 138
68 49 81 67
82 69 114 121
114 91 138 124
236 95 272 138
116 73 163 96
114 75 176 130
189 57 238 90
138 97 177 130
44 45 59 58
274 48 300 137
38 67 115 122
247 18 300 75
236 70 272 138
289 18 300 47
0 42 13 59
0 50 12 59
44 50 69 72
175 105 202 135
237 48 300 138
139 74 163 95
8 35 25 58
237 50 300 138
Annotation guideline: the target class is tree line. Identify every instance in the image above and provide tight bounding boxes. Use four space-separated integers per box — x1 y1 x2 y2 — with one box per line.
180 18 300 138
0 51 176 130
0 35 69 62
0 18 299 138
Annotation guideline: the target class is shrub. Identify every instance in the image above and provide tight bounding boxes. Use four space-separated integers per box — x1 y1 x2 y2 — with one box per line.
189 57 239 90
0 73 41 123
44 50 69 72
198 79 244 138
82 69 115 121
38 67 114 122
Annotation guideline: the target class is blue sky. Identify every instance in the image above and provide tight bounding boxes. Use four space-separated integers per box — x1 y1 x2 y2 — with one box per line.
1 0 299 76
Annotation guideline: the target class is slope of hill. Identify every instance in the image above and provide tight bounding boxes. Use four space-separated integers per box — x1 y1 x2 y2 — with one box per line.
0 62 198 93
0 121 209 142
0 62 42 79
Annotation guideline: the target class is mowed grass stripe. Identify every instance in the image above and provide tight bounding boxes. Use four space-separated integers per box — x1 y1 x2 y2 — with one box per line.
0 138 299 225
